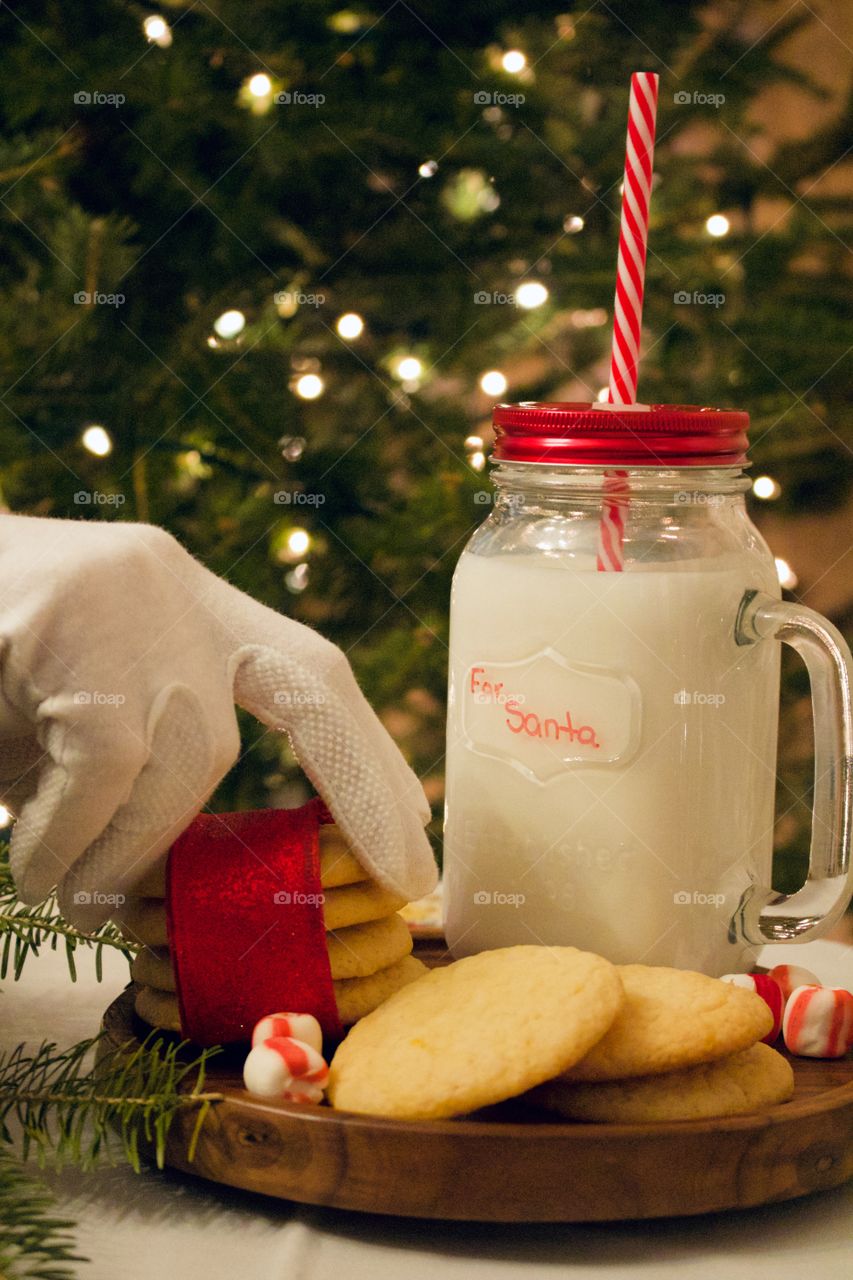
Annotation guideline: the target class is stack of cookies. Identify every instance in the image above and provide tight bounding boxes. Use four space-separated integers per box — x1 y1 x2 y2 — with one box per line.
122 823 426 1034
327 948 795 1123
525 963 794 1123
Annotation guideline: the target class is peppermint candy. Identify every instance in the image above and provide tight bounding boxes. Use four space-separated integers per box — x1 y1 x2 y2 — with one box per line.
251 1011 323 1055
782 986 853 1059
720 973 784 1043
767 964 820 1004
243 1019 329 1104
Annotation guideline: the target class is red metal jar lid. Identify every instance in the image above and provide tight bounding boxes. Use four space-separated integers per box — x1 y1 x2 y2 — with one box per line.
491 402 750 467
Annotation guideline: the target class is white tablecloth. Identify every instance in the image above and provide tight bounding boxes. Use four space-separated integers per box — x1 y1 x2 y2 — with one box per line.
3 942 852 1280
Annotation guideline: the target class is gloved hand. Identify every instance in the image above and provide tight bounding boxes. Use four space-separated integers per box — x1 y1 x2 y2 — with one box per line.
0 516 437 928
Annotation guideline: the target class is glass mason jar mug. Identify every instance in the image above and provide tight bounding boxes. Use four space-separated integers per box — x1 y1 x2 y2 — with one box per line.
443 403 853 975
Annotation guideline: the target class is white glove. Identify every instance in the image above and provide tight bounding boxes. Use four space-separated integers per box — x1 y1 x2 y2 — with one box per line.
0 516 437 928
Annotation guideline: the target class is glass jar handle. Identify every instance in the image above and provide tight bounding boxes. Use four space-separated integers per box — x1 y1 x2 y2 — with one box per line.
733 590 853 944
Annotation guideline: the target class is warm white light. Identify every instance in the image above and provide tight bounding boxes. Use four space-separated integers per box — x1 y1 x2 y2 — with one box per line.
286 563 309 592
279 435 305 461
516 281 548 310
479 370 508 397
81 425 112 456
0 804 11 827
143 15 172 46
287 528 311 557
248 73 272 98
502 50 527 74
775 557 798 590
213 309 245 339
396 356 423 381
336 312 364 340
570 307 607 328
753 475 781 500
294 373 324 400
418 160 438 178
563 215 585 234
706 213 730 237
596 386 610 403
465 435 483 449
469 450 486 471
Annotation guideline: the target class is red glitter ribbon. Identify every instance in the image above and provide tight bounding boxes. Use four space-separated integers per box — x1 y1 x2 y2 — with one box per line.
165 799 342 1046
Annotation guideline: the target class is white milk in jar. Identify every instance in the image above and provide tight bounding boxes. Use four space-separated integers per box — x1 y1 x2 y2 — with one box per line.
442 403 853 973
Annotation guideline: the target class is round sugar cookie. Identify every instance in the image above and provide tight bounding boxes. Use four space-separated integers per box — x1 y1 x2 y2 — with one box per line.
564 965 774 1083
528 1042 794 1123
118 898 169 947
317 827 370 889
130 914 414 991
334 955 426 1025
327 946 624 1120
133 954 426 1036
134 984 182 1032
131 826 367 898
131 946 175 991
325 914 413 980
118 879 407 947
322 882 407 932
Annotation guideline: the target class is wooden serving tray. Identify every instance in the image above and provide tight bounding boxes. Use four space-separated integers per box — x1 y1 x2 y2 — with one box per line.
101 939 853 1222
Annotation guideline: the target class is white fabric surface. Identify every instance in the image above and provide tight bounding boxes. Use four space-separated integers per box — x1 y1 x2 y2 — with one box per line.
0 516 437 928
2 941 851 1279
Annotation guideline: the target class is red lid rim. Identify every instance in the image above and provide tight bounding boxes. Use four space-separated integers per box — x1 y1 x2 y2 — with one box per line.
491 402 750 468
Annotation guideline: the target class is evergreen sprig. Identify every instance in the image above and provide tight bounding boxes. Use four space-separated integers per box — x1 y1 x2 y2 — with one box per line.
0 1149 81 1280
0 1033 224 1174
0 841 138 983
0 835 223 1273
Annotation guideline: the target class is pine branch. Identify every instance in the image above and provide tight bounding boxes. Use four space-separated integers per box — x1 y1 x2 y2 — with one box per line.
0 1148 82 1280
0 1034 224 1174
0 840 138 982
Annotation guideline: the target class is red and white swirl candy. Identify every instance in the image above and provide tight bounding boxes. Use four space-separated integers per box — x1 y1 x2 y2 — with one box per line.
251 1012 323 1055
782 985 853 1059
767 964 820 1004
244 1013 329 1103
720 973 784 1043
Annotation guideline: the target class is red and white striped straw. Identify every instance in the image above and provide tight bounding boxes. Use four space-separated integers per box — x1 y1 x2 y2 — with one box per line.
596 470 631 572
596 70 659 573
608 71 659 405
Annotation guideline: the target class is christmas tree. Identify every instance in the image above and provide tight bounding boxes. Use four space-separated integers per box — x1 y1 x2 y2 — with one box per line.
1 3 852 1267
1 0 850 897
